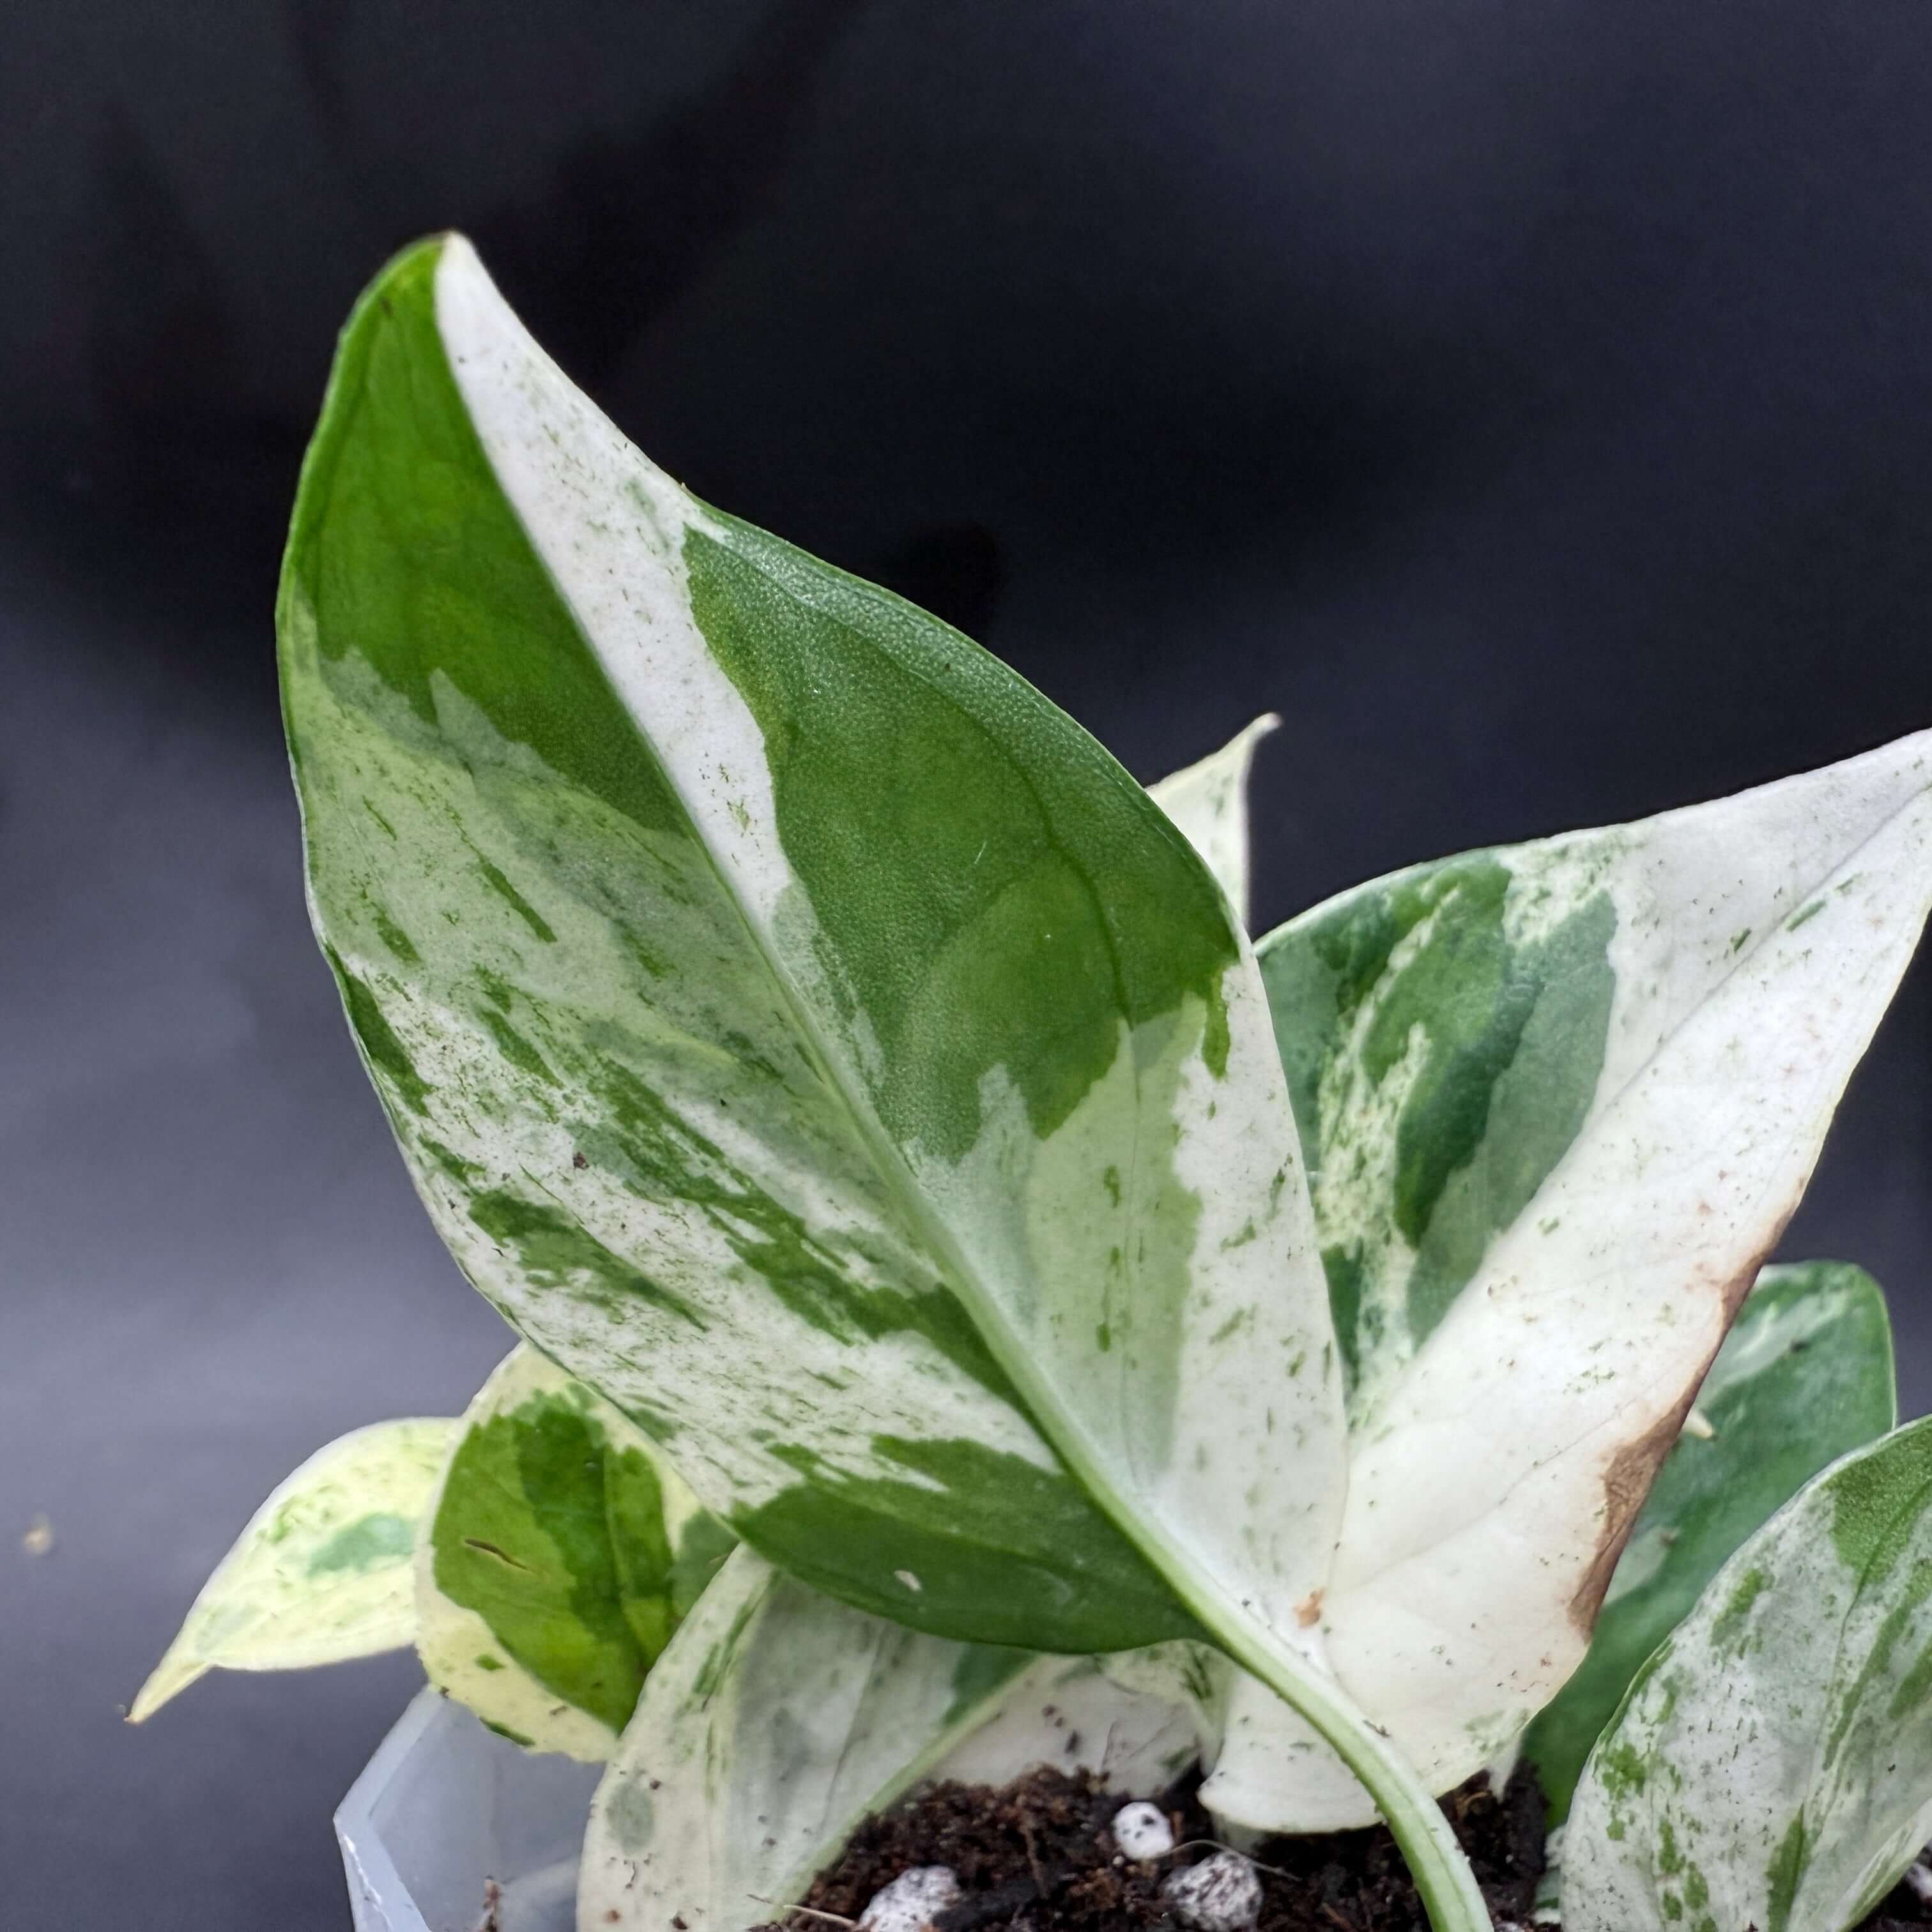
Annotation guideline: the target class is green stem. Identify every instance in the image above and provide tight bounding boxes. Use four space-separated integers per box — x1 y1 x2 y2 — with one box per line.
1193 1611 1493 1932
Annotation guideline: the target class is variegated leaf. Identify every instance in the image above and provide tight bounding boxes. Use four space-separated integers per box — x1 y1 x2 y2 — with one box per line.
1148 715 1278 926
1208 736 1932 1826
1522 1261 1896 1824
280 234 1344 1666
1567 1417 1932 1932
130 1418 454 1721
416 1344 733 1759
578 1548 1202 1931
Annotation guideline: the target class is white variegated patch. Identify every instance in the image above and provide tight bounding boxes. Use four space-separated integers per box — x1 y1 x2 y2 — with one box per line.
1567 1418 1932 1932
131 1418 454 1722
430 238 1348 1671
578 1548 1200 1932
1149 716 1279 927
1215 735 1932 1827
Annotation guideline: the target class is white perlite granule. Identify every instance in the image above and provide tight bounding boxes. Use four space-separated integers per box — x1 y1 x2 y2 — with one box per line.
857 1866 962 1932
1163 1851 1264 1932
1111 1800 1177 1861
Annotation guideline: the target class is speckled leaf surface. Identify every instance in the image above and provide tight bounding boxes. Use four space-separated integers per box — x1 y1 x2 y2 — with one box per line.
416 1344 733 1759
578 1548 1200 1932
1208 735 1932 1825
1567 1417 1932 1932
1147 715 1277 926
279 239 1363 1699
1523 1261 1897 1825
131 1418 454 1721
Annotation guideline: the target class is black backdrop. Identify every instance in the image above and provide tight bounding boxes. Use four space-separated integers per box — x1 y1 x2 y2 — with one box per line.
8 4 1932 1926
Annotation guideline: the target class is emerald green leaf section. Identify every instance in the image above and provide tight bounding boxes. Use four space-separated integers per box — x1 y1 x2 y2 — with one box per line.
579 1549 1205 1931
130 1418 454 1722
1523 1261 1897 1825
1213 737 1932 1827
1567 1417 1932 1932
417 1346 731 1760
1259 852 1616 1402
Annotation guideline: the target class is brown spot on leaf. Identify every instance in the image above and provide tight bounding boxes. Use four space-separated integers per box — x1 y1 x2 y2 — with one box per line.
1294 1589 1324 1628
1567 1236 1782 1636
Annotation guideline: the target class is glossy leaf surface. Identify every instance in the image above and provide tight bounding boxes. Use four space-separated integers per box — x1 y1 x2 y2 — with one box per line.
417 1344 733 1759
1522 1261 1896 1823
1567 1418 1932 1932
131 1419 453 1721
1209 737 1932 1823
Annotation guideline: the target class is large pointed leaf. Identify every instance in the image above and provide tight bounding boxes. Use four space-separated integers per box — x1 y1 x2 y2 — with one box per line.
1567 1417 1932 1932
130 1418 454 1721
1522 1261 1896 1825
578 1549 1202 1931
1147 715 1278 927
1207 739 1932 1824
416 1344 733 1759
280 234 1344 1666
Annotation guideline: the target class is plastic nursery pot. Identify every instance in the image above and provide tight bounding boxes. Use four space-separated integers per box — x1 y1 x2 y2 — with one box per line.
336 1690 601 1932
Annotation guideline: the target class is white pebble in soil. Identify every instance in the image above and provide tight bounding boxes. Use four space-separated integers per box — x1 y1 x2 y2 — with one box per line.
1163 1851 1264 1932
1111 1800 1177 1861
857 1865 962 1932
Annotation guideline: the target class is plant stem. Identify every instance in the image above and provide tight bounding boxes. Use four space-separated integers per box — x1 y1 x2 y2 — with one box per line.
1195 1615 1493 1932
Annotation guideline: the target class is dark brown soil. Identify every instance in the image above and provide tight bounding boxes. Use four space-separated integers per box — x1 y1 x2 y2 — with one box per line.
767 1764 1932 1932
769 1763 1545 1932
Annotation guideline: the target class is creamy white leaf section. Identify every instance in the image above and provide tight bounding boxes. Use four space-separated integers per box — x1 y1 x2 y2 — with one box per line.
1217 735 1932 1826
578 1548 1199 1932
130 1418 453 1722
432 238 1347 1657
1149 716 1278 927
1567 1418 1932 1932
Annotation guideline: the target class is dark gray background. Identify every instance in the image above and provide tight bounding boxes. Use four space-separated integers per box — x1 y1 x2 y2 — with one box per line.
8 3 1932 1926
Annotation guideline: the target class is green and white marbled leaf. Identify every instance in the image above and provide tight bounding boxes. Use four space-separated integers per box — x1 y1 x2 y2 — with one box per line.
1522 1260 1897 1825
131 1418 454 1721
1147 715 1278 927
417 1344 733 1759
1567 1416 1932 1932
578 1547 1204 1932
1207 735 1932 1827
277 235 1503 1867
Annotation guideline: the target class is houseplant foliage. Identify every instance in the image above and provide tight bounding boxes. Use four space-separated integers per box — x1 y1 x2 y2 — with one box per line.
136 233 1932 1932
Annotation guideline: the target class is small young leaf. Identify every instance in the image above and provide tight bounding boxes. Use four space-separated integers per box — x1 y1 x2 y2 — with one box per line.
130 1418 453 1722
578 1549 1204 1931
1212 737 1932 1824
416 1344 732 1759
1567 1416 1932 1932
1148 714 1278 926
1522 1261 1896 1824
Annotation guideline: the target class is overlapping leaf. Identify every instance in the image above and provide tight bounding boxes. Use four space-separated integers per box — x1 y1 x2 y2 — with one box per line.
1522 1261 1896 1824
1207 740 1932 1825
417 1344 733 1758
578 1549 1204 1931
1148 715 1278 926
1567 1417 1932 1932
280 234 1343 1673
131 1418 454 1721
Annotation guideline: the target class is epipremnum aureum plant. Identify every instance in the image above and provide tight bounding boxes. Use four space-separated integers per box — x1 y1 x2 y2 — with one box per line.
134 233 1932 1932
